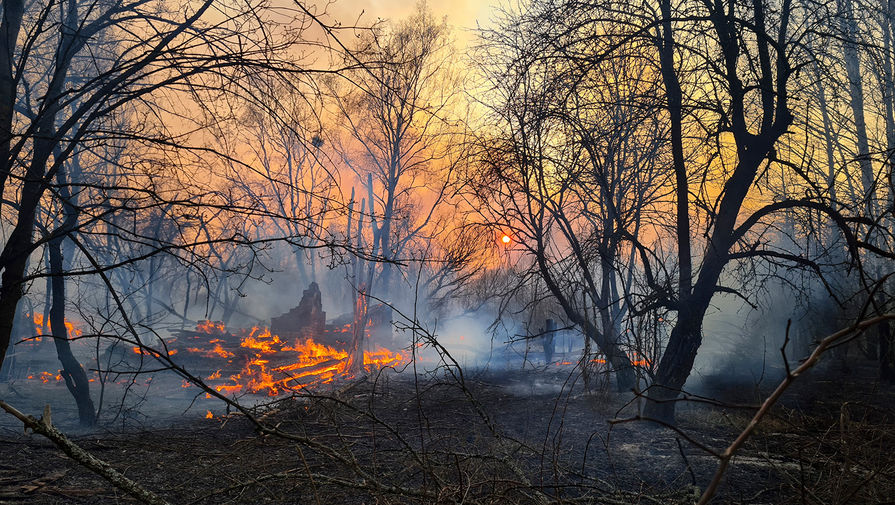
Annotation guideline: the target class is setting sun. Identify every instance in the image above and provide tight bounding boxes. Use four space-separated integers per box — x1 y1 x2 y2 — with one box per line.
501 234 511 244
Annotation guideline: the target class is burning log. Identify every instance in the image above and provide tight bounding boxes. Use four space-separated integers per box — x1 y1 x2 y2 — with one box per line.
164 317 404 396
276 358 343 384
137 283 403 396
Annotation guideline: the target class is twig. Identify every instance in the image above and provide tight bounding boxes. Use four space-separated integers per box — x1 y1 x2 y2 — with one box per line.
0 401 172 505
696 312 895 505
676 437 697 486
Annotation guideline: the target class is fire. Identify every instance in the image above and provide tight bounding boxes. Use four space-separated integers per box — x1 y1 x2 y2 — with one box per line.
185 343 234 358
554 353 652 368
240 327 281 352
215 336 402 396
132 346 177 357
25 371 63 383
40 371 62 383
30 312 82 340
205 410 213 419
196 320 226 334
21 317 406 394
363 348 404 368
180 322 405 397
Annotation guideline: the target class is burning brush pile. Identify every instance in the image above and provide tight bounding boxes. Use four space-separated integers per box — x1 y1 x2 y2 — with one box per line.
8 283 404 397
146 283 405 396
159 320 404 396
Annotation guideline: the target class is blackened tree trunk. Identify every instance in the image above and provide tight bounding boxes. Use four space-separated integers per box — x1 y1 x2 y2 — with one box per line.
0 0 217 372
880 318 895 382
346 286 368 374
0 0 24 200
543 318 556 364
48 237 96 426
0 139 59 372
534 247 636 390
644 295 711 422
643 0 794 424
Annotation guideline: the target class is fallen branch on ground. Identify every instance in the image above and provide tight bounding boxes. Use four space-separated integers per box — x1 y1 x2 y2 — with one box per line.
0 401 172 505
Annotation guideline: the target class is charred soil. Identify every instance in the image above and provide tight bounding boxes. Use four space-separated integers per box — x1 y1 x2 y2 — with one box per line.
2 361 895 504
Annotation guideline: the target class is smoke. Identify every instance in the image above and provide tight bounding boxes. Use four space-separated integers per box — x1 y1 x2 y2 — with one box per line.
412 314 508 370
686 269 852 395
687 296 786 394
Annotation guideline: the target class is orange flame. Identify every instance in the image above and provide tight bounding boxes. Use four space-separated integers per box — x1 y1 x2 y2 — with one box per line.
132 346 177 357
186 343 234 358
199 330 405 396
30 312 82 340
554 354 652 368
196 320 226 334
240 327 281 353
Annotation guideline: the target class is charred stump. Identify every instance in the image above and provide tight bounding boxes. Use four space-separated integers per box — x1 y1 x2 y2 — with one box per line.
270 282 326 340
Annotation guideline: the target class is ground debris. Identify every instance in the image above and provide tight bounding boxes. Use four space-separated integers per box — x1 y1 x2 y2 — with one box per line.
1 364 894 504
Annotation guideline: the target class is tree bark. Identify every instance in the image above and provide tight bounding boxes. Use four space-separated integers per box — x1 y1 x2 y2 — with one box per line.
346 286 368 374
839 0 877 213
643 0 793 424
48 237 96 426
643 301 710 423
0 0 25 200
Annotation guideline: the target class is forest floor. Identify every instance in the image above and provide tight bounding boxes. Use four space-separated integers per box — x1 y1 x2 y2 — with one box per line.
1 358 895 505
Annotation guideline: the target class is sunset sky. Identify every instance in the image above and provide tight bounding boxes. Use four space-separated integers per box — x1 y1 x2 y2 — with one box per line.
327 0 499 45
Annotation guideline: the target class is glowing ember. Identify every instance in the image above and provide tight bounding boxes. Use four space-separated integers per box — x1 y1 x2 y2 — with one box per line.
132 346 177 357
40 371 62 383
186 343 234 358
554 354 652 368
196 320 226 334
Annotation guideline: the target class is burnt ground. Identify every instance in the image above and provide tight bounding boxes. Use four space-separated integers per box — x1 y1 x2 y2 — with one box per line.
1 360 895 505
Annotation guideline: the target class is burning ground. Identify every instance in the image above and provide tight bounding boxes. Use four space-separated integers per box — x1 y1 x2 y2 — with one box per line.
141 320 404 396
2 292 894 503
5 285 406 406
3 357 895 504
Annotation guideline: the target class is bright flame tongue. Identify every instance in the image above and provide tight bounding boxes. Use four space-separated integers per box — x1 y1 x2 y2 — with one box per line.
22 318 404 395
31 312 82 340
187 323 403 396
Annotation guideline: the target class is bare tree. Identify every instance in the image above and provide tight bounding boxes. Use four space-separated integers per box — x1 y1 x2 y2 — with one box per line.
471 2 670 390
332 5 462 290
329 5 464 370
470 0 895 424
0 0 359 424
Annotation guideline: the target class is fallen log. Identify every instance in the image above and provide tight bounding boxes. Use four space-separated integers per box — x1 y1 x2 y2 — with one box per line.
0 402 171 505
